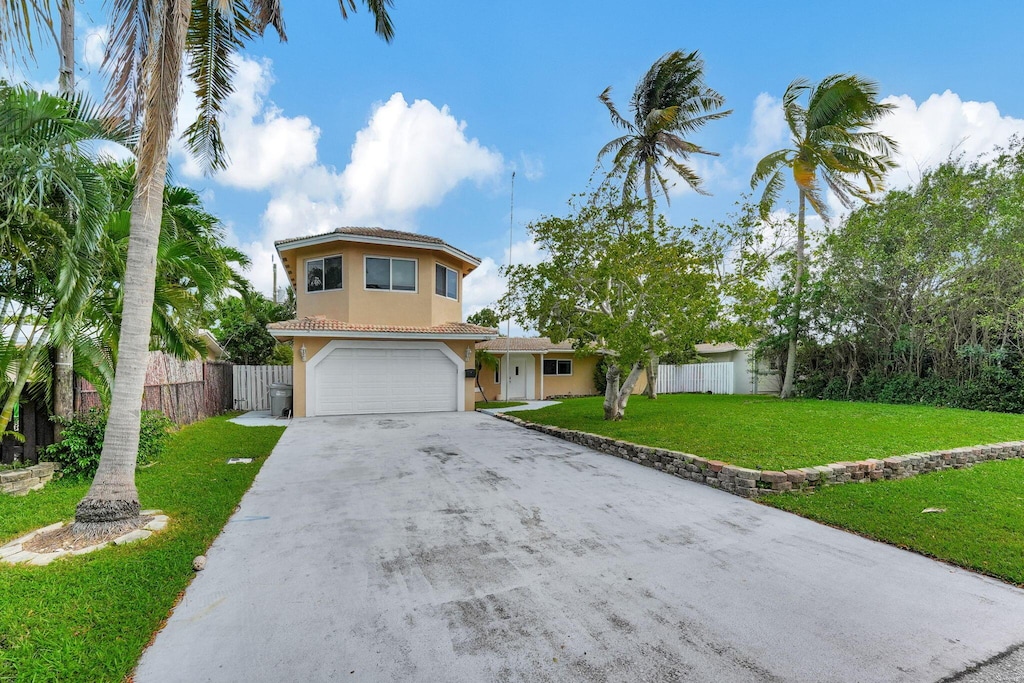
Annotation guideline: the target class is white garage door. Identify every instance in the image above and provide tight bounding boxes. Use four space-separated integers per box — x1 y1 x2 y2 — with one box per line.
313 346 458 415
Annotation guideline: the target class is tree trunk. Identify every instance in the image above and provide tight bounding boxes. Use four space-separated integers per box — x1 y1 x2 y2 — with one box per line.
53 0 76 440
644 352 658 399
779 190 806 399
74 0 191 535
603 361 645 421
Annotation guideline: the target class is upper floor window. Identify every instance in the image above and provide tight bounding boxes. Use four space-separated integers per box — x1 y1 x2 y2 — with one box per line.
435 264 459 300
543 359 573 376
365 256 417 292
307 255 343 293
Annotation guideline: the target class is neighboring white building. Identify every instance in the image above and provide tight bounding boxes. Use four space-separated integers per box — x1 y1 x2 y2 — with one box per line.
692 343 781 395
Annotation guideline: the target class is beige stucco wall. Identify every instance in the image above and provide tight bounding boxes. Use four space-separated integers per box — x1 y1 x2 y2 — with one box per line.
475 351 647 401
290 336 476 416
286 242 468 327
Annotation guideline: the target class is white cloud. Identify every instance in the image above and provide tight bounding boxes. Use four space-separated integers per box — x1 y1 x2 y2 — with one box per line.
878 91 1024 187
514 152 545 182
744 92 787 160
337 93 504 223
170 57 506 298
81 26 108 70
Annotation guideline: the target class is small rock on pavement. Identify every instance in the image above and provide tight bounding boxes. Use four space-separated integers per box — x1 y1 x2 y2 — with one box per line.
193 555 207 571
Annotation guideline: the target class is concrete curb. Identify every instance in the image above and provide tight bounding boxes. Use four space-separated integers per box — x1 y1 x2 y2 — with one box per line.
491 412 1024 499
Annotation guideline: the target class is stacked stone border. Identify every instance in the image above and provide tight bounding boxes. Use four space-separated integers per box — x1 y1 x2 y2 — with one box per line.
0 462 59 496
493 412 1024 499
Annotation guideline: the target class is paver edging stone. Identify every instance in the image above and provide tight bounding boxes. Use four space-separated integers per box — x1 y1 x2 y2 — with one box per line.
491 412 1024 500
0 510 170 566
0 461 60 496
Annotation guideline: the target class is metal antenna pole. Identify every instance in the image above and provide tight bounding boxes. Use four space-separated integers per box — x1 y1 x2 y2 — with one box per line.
506 171 515 398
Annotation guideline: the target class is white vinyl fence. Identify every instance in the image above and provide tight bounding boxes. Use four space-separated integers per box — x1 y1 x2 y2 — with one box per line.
233 365 293 411
656 362 734 395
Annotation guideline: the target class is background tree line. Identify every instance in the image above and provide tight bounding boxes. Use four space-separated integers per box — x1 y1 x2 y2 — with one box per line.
775 138 1024 412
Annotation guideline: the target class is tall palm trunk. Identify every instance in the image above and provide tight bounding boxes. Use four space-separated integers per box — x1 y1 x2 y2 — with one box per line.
779 190 805 399
74 0 191 534
53 0 75 440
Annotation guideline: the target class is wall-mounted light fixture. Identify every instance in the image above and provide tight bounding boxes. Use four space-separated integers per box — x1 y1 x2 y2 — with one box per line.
299 344 307 362
464 347 473 361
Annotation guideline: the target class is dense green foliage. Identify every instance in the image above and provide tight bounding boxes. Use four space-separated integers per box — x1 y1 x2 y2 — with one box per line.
502 191 770 418
525 394 1024 471
768 460 1024 585
790 142 1024 412
207 292 294 365
467 308 501 329
45 409 174 478
0 415 285 682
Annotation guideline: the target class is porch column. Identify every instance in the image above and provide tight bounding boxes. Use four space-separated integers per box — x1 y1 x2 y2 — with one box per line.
539 353 545 400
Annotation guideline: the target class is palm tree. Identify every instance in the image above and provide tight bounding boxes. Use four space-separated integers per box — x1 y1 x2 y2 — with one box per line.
598 50 730 399
73 0 395 536
1 2 395 535
598 49 731 206
751 74 897 398
0 84 128 436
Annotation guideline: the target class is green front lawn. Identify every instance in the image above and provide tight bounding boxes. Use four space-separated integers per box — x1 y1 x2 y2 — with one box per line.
475 401 528 409
766 459 1024 585
0 414 285 683
525 394 1024 470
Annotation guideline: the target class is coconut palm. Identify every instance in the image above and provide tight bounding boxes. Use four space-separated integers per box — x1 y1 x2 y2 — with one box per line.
751 74 897 398
598 49 731 206
70 0 395 536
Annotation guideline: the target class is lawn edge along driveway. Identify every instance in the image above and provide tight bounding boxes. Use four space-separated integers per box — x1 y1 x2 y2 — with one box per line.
494 404 1024 587
0 414 286 683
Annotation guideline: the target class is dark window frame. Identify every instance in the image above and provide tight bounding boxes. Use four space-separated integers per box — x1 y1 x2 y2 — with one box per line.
435 263 459 300
542 358 573 376
365 256 418 292
306 255 343 293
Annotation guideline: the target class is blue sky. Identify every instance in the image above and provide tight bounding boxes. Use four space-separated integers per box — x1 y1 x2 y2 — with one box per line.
15 1 1024 319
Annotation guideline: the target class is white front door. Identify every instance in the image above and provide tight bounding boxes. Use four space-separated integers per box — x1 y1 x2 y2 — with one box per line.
506 355 529 399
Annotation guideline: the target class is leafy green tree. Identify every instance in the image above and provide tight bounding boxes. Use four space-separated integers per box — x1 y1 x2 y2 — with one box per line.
598 49 731 205
502 191 764 420
751 74 896 398
209 293 292 365
467 307 501 330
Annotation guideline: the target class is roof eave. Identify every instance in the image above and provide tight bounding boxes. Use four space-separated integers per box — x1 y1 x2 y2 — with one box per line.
275 233 482 269
269 329 498 341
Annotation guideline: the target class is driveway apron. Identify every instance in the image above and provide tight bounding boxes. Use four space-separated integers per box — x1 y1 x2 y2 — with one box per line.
135 412 1024 682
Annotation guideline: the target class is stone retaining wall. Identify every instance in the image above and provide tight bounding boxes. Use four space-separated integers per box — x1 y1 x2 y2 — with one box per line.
494 413 1024 499
0 462 58 496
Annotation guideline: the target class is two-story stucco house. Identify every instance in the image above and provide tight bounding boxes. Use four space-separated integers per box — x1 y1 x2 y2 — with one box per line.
268 228 498 416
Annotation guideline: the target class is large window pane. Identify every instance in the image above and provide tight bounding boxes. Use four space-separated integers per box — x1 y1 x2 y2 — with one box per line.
393 259 417 291
365 257 390 289
446 268 458 299
324 256 343 290
543 359 557 375
435 264 446 296
557 360 573 375
306 259 324 292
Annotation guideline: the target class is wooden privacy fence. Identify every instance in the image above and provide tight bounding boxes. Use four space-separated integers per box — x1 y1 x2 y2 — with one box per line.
657 362 735 395
76 351 234 425
232 365 293 411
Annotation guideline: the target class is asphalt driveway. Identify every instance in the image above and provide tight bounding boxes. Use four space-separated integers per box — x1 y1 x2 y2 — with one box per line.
136 412 1024 682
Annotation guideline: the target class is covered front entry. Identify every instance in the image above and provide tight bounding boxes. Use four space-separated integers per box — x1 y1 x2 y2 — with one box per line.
308 340 464 416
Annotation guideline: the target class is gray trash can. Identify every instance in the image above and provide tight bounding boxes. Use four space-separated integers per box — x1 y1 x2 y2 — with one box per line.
269 383 293 418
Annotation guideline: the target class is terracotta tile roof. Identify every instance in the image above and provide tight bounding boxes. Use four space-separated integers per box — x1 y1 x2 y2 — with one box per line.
476 337 577 352
695 342 741 354
268 316 498 337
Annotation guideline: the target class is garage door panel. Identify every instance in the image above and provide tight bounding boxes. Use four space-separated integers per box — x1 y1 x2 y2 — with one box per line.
313 345 459 415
